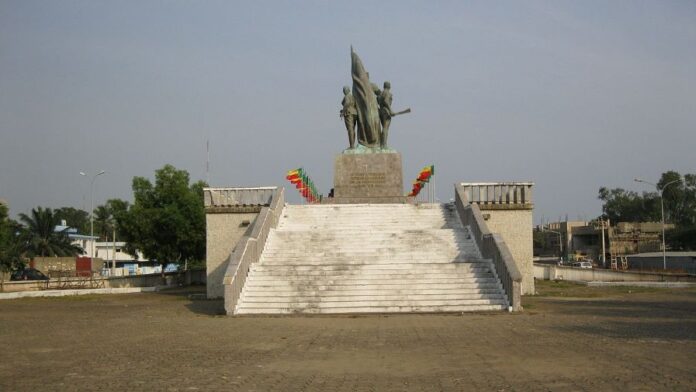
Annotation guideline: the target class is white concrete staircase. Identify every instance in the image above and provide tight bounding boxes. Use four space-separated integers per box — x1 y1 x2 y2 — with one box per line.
235 203 509 314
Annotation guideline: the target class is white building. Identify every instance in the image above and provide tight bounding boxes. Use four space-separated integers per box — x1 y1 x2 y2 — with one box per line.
93 241 147 262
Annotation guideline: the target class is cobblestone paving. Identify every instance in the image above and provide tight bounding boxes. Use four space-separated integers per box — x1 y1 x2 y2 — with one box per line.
1 286 696 391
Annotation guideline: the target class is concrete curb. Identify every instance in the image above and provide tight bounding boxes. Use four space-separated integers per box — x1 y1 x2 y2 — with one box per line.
0 286 166 300
583 281 696 288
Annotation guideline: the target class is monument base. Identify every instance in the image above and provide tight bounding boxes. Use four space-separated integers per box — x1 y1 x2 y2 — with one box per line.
331 151 408 204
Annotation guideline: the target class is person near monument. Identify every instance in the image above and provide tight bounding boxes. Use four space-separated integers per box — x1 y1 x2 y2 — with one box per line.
339 86 357 149
378 81 394 148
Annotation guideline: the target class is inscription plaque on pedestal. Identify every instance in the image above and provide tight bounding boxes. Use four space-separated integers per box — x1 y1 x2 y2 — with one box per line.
332 152 407 203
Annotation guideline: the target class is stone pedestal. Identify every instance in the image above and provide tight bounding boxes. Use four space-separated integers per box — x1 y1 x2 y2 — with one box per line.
331 152 408 204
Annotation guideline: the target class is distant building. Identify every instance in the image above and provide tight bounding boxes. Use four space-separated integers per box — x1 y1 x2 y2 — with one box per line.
536 220 676 265
54 221 146 263
93 241 147 263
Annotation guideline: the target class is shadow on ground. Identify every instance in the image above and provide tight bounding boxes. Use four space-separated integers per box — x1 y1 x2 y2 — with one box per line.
540 295 696 341
561 318 696 341
150 286 226 316
185 299 225 316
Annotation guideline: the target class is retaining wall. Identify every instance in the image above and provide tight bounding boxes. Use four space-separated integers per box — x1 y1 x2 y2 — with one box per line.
534 264 696 283
0 269 206 293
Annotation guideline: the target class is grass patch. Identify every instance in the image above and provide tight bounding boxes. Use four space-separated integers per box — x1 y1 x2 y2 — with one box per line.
533 280 665 298
17 294 105 302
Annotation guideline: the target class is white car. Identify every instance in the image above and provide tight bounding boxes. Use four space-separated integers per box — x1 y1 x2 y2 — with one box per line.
572 261 593 269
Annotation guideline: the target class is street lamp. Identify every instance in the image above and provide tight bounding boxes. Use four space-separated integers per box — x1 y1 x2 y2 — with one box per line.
634 177 681 270
80 170 106 258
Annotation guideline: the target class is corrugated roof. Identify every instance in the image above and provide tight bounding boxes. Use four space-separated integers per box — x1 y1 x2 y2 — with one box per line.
69 234 99 240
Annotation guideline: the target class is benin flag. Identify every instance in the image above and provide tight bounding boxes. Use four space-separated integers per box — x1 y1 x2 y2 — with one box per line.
417 165 433 182
286 168 301 182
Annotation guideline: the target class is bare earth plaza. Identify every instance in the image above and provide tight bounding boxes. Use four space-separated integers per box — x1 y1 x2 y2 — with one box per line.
2 284 696 391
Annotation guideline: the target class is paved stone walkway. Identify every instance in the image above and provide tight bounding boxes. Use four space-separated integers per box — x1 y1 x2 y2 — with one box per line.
1 285 695 391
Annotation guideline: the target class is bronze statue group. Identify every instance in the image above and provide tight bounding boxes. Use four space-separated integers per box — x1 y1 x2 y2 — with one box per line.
340 48 409 151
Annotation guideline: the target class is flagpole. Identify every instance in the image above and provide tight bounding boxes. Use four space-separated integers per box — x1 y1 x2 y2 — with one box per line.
433 171 436 204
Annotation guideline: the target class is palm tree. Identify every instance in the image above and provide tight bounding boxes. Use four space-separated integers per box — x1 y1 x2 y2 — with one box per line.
18 207 83 257
93 205 113 240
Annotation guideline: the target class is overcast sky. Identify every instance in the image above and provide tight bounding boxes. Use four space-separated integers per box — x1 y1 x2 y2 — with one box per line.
1 1 695 224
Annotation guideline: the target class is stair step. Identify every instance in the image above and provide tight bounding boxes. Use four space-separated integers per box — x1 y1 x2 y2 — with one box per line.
236 304 507 314
246 276 497 285
250 263 492 272
260 256 482 266
261 252 477 256
238 298 506 308
241 293 505 302
243 282 502 291
249 269 493 277
241 288 503 296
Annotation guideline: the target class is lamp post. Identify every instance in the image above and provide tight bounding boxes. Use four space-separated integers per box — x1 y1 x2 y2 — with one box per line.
634 178 681 270
80 170 106 258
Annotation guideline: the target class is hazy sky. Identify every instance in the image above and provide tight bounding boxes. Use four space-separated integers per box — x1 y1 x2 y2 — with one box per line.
1 1 695 224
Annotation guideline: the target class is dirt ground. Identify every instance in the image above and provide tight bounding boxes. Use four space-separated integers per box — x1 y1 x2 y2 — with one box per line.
1 281 696 391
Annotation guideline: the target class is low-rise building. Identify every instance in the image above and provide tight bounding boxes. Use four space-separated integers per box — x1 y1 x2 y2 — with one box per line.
536 220 676 266
93 241 147 263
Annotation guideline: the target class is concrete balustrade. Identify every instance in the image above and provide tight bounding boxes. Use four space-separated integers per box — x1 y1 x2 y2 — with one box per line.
222 188 285 314
204 187 277 212
205 186 281 298
459 182 533 207
455 184 523 311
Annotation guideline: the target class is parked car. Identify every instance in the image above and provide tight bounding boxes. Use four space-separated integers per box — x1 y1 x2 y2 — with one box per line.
10 268 49 281
571 261 593 269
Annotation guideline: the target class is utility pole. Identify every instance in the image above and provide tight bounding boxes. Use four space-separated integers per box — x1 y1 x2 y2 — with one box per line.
544 226 563 263
80 170 106 258
600 218 607 268
206 139 210 185
112 227 116 276
634 178 681 270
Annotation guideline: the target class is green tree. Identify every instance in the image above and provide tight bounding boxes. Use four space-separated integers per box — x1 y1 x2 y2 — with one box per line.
18 207 83 257
115 165 207 272
599 170 696 251
93 205 113 240
657 171 696 226
665 226 696 251
54 207 90 234
597 187 659 223
0 204 25 280
93 199 130 241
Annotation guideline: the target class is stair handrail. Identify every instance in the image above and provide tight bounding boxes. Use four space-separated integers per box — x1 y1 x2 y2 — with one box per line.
454 184 522 311
223 187 285 314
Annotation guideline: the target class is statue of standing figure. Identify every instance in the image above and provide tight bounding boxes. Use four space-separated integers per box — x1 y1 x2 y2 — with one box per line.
339 86 357 149
378 81 394 148
341 48 410 151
